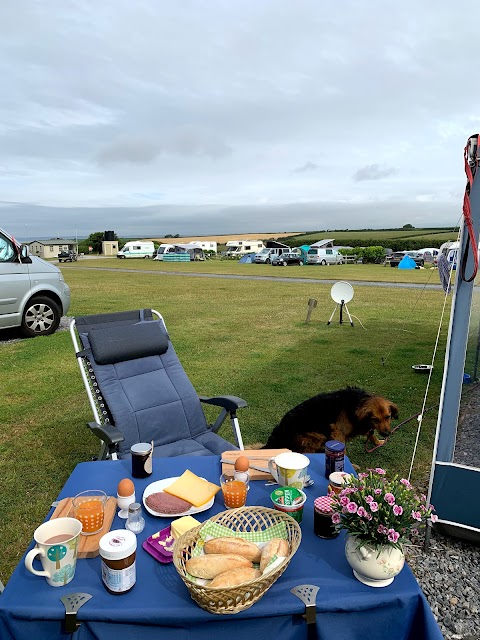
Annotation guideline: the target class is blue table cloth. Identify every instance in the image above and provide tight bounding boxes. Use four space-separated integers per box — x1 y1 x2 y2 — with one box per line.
0 455 442 640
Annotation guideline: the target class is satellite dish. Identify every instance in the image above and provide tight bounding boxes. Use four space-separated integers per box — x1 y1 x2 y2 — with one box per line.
331 281 354 304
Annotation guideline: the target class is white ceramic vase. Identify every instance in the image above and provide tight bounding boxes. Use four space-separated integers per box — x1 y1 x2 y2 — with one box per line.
345 535 405 587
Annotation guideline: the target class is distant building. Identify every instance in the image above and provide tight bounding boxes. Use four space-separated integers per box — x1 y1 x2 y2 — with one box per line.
29 238 78 259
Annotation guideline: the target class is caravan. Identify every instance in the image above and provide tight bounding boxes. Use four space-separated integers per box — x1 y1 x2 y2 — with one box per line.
117 241 155 259
225 240 265 257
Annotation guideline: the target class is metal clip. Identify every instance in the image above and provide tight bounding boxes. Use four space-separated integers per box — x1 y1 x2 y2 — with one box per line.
290 584 319 624
60 592 92 633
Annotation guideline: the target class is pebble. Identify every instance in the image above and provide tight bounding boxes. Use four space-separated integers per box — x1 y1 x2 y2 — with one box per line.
406 530 480 640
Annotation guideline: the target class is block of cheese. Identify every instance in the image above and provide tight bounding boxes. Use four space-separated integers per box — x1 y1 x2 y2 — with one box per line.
171 515 201 540
164 470 220 507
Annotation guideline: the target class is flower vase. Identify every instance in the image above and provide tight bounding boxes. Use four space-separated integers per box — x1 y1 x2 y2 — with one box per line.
345 535 405 587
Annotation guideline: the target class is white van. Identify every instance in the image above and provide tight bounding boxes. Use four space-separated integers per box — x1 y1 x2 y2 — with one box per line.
307 247 344 265
254 246 291 264
0 228 71 337
117 241 155 259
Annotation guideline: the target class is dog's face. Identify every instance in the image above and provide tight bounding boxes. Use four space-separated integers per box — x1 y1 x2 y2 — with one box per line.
356 396 398 437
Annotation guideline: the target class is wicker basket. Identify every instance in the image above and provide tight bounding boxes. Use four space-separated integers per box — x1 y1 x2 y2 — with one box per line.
173 506 302 614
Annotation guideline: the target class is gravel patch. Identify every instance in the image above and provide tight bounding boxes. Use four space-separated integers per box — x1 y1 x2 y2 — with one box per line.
0 316 70 345
405 380 480 640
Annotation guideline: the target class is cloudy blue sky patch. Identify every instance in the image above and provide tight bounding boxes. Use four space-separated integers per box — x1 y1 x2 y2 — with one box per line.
0 0 477 237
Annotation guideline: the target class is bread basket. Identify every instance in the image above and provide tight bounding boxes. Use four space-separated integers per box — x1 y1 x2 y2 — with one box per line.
173 506 302 614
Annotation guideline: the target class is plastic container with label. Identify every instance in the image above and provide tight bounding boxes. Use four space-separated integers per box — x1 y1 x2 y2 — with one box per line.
99 529 137 594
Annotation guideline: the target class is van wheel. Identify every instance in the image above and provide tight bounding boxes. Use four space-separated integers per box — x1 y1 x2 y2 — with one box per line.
298 262 303 266
321 259 327 266
144 255 150 259
21 296 61 338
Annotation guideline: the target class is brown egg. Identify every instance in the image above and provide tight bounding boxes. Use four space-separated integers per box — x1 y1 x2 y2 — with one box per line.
234 456 250 473
117 478 135 497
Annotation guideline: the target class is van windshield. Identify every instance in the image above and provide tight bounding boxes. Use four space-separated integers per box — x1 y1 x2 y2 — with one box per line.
258 248 269 255
157 247 166 254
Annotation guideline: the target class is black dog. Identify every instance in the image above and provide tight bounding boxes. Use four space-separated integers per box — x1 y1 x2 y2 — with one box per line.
263 387 398 453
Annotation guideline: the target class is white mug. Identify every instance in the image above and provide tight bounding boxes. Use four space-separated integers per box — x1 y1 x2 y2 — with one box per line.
25 517 82 587
268 452 310 489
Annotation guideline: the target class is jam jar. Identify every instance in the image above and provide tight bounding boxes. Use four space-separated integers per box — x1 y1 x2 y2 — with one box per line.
314 496 339 539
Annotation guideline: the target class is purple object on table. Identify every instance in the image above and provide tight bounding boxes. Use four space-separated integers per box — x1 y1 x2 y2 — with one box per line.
142 526 174 563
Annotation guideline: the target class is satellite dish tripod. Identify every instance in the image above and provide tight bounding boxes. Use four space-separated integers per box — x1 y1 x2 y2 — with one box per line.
328 281 354 326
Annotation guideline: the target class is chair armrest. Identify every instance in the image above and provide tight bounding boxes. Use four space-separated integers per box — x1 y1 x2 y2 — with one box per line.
199 395 248 412
87 422 125 446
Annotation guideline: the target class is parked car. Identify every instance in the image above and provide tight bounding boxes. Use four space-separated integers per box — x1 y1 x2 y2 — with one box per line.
389 251 424 267
0 228 71 337
58 250 77 262
271 252 303 266
254 246 291 264
306 247 344 265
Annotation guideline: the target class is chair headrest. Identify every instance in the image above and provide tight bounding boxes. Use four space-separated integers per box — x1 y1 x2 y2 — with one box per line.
88 321 168 365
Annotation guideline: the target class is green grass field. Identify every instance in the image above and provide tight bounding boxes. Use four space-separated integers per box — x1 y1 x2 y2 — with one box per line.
0 264 451 584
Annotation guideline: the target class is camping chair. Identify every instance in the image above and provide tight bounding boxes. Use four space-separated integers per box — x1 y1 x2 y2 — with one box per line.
71 309 246 460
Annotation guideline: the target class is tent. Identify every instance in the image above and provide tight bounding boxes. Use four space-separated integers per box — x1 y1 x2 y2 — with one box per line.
297 245 310 264
238 253 255 263
398 255 417 269
427 134 480 545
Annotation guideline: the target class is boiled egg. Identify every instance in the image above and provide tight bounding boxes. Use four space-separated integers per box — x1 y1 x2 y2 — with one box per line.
117 478 135 497
234 456 250 473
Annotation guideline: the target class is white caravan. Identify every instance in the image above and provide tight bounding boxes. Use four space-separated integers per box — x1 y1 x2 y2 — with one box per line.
155 244 177 260
189 240 217 253
225 240 265 257
117 241 155 259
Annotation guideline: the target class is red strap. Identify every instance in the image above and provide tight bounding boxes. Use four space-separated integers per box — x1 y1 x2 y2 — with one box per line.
461 139 479 282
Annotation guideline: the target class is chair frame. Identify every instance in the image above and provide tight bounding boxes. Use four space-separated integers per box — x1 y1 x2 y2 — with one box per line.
71 309 245 460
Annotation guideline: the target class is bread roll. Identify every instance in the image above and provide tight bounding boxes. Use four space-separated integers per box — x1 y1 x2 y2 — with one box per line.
209 567 262 589
260 538 290 573
204 537 262 563
186 554 252 579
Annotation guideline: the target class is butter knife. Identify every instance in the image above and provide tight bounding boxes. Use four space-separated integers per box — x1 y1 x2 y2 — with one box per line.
220 459 270 474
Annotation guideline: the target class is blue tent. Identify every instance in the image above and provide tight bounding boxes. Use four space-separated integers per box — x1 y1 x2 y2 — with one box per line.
398 255 417 269
239 253 255 263
297 245 310 264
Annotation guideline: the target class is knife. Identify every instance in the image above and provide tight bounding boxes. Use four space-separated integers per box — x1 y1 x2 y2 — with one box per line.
220 459 270 474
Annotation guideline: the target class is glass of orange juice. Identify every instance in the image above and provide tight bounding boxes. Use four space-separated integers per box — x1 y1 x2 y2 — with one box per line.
220 474 248 509
72 490 107 535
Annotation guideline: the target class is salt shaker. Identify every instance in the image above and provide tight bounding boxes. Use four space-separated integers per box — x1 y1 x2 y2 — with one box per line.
125 502 145 534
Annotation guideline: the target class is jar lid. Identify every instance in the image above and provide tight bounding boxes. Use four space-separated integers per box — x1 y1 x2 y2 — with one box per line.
99 529 137 560
314 495 334 514
329 472 352 486
131 442 152 455
325 440 345 453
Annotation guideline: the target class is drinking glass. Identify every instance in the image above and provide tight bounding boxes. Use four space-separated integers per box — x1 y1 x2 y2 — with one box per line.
72 490 107 535
220 473 248 509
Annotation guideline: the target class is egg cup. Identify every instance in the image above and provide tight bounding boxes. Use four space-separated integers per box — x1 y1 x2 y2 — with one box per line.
117 492 135 519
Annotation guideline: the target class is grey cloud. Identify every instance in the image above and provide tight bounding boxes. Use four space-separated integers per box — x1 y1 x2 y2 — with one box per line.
97 129 231 166
353 164 397 182
293 162 318 173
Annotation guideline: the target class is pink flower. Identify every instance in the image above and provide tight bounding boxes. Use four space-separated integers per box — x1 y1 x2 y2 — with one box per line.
365 512 372 521
411 528 419 536
388 529 400 543
369 501 379 512
400 478 412 489
393 505 403 516
358 472 368 479
365 495 374 504
357 507 367 517
384 493 395 505
377 525 387 534
430 514 438 523
346 502 358 513
340 496 349 506
375 468 386 475
411 510 422 521
332 513 341 524
374 488 382 495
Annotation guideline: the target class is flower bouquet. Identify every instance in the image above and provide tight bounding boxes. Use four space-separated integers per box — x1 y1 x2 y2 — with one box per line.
330 468 437 586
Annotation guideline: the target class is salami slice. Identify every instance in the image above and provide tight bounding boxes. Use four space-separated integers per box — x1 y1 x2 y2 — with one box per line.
145 491 192 514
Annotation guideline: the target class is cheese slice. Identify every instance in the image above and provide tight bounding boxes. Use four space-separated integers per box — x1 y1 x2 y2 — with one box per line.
164 470 220 507
171 515 201 540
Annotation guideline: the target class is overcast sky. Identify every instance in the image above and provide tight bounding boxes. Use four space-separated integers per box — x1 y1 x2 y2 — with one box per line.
1 1 478 238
